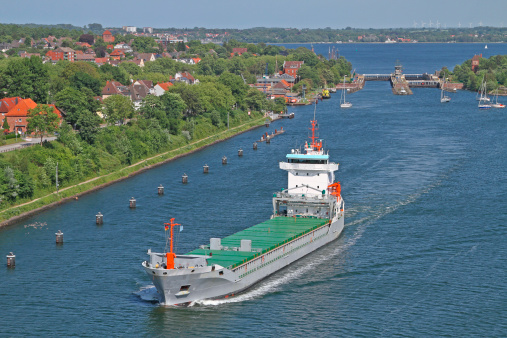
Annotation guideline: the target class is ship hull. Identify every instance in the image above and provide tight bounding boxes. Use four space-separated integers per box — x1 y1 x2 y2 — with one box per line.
144 216 344 305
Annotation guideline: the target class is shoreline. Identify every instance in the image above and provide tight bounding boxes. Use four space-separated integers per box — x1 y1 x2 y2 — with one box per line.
0 118 267 230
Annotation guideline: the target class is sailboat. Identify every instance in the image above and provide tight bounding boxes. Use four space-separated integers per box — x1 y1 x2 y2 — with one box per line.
491 89 506 108
440 82 451 103
476 77 490 101
340 77 352 108
478 81 492 109
485 44 488 49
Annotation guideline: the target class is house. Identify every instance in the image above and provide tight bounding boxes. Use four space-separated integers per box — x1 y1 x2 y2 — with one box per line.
130 80 153 108
103 30 115 43
154 82 173 96
101 80 128 99
45 47 76 62
101 80 153 108
75 54 96 62
472 54 482 72
174 71 197 84
232 47 247 56
283 61 304 78
0 42 11 52
109 49 125 60
128 58 145 67
4 98 63 134
76 42 92 48
95 57 109 66
0 97 22 120
113 43 133 53
136 53 156 62
19 51 41 58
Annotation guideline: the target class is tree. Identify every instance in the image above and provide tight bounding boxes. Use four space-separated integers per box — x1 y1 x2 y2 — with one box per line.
102 95 134 125
0 56 49 102
2 118 9 131
26 104 60 145
79 34 95 45
76 110 101 144
54 87 90 127
70 71 102 95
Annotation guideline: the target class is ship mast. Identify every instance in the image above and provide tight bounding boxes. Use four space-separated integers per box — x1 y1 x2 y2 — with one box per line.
164 218 180 269
308 104 322 152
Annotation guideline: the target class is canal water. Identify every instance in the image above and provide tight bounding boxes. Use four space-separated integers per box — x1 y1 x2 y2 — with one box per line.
1 44 506 337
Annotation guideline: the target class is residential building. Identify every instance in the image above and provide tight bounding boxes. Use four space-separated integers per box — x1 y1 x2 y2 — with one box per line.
110 49 125 60
232 47 248 55
0 97 22 120
153 82 173 96
75 54 96 62
174 71 197 84
45 47 76 62
143 27 153 34
136 53 156 62
283 61 304 78
4 98 62 134
123 26 137 33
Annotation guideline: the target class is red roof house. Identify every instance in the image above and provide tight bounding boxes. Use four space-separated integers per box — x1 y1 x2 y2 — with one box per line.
283 61 304 78
4 99 62 134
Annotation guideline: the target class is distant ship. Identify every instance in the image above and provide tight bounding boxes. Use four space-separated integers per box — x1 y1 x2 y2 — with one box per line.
142 112 345 306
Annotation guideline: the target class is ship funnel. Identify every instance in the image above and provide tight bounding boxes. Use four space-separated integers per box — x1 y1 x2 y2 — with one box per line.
240 239 252 252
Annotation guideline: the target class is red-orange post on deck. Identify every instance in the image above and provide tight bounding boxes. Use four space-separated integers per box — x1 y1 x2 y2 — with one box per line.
164 218 180 269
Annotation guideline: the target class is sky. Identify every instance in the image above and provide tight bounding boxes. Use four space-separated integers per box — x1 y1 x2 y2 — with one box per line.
2 0 506 29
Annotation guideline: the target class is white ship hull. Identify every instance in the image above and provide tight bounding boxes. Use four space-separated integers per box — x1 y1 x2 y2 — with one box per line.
143 215 344 305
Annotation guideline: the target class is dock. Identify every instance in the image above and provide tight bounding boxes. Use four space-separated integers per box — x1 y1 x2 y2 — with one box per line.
258 128 285 142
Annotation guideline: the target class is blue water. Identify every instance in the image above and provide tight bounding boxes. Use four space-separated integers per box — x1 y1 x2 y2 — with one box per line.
1 44 506 337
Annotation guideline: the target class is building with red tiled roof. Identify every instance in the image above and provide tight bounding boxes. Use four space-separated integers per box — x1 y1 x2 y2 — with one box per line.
154 82 174 96
95 57 109 66
103 30 115 43
283 61 304 78
232 48 247 55
110 49 125 60
0 97 22 120
4 98 62 134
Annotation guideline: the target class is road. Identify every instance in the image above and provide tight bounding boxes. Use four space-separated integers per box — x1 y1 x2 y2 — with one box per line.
0 136 57 153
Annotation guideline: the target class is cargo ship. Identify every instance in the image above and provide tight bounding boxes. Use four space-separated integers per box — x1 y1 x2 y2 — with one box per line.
142 115 345 306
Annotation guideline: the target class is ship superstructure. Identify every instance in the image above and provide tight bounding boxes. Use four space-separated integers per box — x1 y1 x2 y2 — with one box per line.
142 115 345 306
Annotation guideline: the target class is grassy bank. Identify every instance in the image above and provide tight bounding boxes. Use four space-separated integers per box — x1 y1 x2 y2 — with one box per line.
0 116 265 227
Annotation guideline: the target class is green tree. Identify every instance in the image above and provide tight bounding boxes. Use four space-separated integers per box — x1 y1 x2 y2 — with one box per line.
2 118 9 131
27 104 60 145
76 110 101 144
0 56 49 102
102 95 134 125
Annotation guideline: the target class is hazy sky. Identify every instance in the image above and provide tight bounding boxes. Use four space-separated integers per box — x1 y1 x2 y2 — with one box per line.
2 0 506 29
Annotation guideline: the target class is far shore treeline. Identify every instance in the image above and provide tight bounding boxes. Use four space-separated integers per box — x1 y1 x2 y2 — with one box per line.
1 23 506 43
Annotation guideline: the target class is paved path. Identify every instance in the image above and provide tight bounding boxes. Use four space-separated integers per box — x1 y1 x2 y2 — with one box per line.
0 136 57 153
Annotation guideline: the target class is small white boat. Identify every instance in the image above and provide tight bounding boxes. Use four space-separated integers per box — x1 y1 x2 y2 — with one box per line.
440 83 451 103
485 44 488 49
491 89 505 108
340 77 352 108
